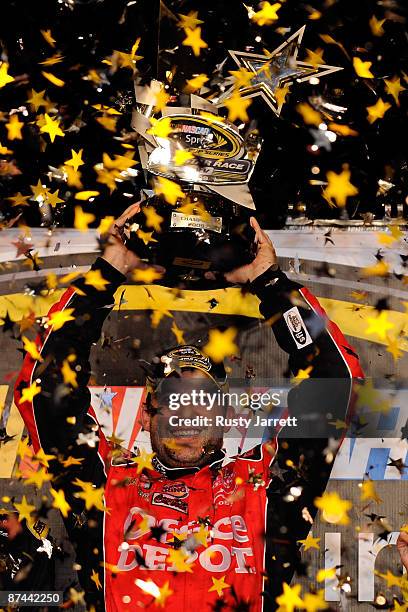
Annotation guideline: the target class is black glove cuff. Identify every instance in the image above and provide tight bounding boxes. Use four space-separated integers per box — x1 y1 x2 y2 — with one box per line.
249 264 285 296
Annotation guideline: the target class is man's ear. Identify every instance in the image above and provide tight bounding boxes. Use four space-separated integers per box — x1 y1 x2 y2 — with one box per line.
140 394 153 432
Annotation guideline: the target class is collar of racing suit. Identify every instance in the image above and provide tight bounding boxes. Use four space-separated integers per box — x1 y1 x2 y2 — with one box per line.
151 449 226 480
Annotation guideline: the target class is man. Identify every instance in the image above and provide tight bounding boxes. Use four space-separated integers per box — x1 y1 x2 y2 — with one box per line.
15 203 363 611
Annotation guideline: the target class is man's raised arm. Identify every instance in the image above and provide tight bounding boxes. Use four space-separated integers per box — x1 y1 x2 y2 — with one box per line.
227 218 364 603
14 203 141 460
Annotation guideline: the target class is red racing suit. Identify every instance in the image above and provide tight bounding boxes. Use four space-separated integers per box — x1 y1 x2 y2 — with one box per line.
14 257 363 611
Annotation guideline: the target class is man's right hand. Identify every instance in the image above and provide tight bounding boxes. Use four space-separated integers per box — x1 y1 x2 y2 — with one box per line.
101 202 142 275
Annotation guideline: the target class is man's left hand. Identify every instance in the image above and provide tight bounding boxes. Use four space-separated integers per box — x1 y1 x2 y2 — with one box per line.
225 217 277 284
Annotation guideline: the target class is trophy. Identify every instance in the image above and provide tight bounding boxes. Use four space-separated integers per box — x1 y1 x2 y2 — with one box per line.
126 81 263 289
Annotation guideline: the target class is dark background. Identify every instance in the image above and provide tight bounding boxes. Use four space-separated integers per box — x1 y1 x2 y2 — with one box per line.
0 0 407 229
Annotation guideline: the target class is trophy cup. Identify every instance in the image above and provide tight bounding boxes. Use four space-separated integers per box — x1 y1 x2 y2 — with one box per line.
126 82 263 289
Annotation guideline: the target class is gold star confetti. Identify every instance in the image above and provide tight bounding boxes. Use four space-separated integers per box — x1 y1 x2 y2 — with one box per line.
62 165 82 188
171 321 185 344
359 478 382 503
355 378 391 414
193 525 210 548
150 305 173 328
73 479 108 512
252 1 281 26
22 336 43 361
27 89 48 111
316 567 337 582
375 570 404 588
361 260 389 277
97 216 115 235
136 229 157 245
19 382 42 404
369 15 386 37
46 189 64 208
17 437 33 460
353 57 374 78
132 448 155 473
185 74 209 92
275 583 303 612
75 190 100 200
65 148 84 172
302 590 328 612
61 456 84 468
367 98 391 123
304 48 325 67
74 206 95 232
0 142 13 155
40 53 64 67
384 76 405 106
204 327 238 362
390 600 407 612
34 448 56 468
154 177 185 205
386 336 403 361
323 167 358 208
112 38 142 72
377 224 404 246
47 308 75 331
166 548 194 573
274 84 292 107
153 88 170 112
223 90 251 122
40 29 56 47
307 8 322 20
41 71 65 87
177 11 203 29
173 149 194 166
143 206 164 232
96 115 117 131
14 495 36 522
182 27 208 57
314 491 352 524
7 192 30 207
30 179 49 201
229 67 254 89
147 116 173 139
61 359 78 387
297 533 321 551
291 366 313 385
365 310 394 340
18 311 36 332
90 569 102 590
0 62 15 88
155 581 174 607
6 114 24 140
50 488 71 517
132 267 163 283
296 103 322 126
208 575 230 597
39 113 64 142
84 269 109 291
23 467 53 489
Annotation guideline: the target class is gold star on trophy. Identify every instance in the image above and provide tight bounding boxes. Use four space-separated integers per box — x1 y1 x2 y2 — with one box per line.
218 26 342 116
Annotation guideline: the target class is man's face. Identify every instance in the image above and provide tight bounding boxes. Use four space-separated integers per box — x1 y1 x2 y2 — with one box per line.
141 370 227 468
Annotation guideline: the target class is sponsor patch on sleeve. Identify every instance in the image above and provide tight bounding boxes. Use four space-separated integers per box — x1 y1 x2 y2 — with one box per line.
283 306 313 349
